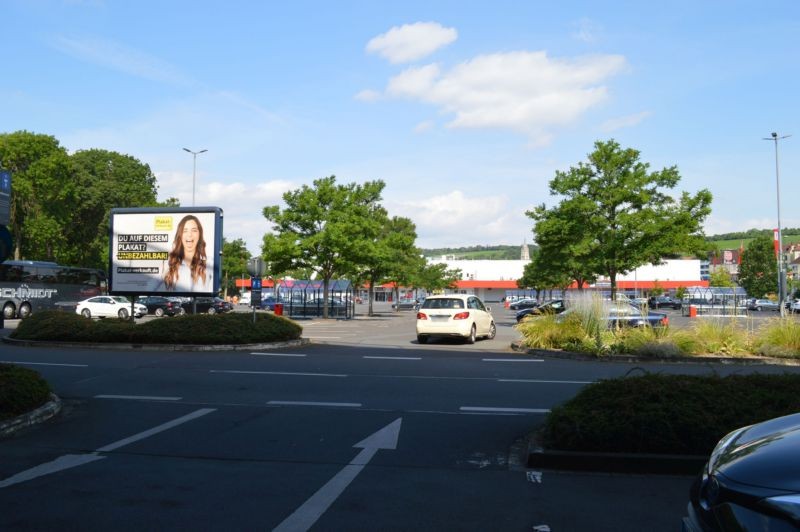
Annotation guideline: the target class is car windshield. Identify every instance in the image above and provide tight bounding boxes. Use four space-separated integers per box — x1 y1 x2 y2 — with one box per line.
421 298 464 309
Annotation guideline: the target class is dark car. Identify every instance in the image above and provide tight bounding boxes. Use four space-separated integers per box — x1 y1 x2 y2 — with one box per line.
181 297 231 315
392 297 419 310
684 413 800 531
509 298 539 311
648 295 682 309
516 300 566 322
137 295 180 317
259 295 278 311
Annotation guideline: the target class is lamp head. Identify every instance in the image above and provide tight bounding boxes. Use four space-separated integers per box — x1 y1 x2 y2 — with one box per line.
772 132 778 138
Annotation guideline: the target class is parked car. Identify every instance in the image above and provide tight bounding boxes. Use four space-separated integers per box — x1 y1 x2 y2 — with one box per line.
76 296 147 319
392 297 419 311
647 295 682 309
181 297 232 314
259 295 278 311
137 295 180 317
790 300 800 314
416 294 496 344
747 298 781 311
239 292 251 305
516 299 567 322
556 302 668 329
683 412 800 531
509 298 539 311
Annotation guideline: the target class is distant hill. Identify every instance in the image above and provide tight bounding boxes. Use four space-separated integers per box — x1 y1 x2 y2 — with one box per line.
421 229 800 260
421 245 531 260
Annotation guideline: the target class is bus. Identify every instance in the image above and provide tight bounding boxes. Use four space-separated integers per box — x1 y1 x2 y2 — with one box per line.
0 260 108 319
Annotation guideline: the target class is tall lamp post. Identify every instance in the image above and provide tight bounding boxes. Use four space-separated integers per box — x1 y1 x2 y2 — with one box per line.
763 132 791 316
182 148 207 206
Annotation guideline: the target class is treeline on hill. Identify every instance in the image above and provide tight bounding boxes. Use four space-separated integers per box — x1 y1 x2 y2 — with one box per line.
421 245 533 260
706 228 800 241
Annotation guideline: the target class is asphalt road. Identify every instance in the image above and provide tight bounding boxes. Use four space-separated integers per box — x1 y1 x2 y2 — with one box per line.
2 303 798 531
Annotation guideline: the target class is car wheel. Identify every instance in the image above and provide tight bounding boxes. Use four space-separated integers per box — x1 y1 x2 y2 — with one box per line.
466 324 476 344
18 303 32 319
155 307 164 317
487 322 496 340
178 307 186 315
118 308 129 319
3 303 15 320
81 308 91 318
417 335 428 344
208 307 216 314
756 306 762 311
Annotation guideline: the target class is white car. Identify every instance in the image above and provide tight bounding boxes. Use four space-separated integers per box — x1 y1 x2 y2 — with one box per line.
415 294 496 344
76 296 147 319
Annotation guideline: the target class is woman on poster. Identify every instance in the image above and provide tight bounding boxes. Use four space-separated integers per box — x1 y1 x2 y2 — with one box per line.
152 214 213 293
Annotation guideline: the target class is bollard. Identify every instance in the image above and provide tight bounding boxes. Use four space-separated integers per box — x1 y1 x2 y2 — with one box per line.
689 305 697 318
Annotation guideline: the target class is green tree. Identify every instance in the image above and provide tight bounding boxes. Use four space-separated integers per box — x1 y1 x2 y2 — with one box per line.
261 176 385 318
221 238 252 299
708 268 735 288
738 235 778 298
0 131 76 261
517 251 572 300
66 149 159 269
535 139 712 299
414 262 462 293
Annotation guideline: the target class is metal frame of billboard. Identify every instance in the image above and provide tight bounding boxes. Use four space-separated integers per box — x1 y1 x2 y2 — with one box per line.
108 207 223 297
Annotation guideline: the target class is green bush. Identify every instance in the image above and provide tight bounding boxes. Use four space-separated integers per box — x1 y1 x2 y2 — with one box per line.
10 310 303 345
753 318 800 358
0 364 51 421
542 373 800 455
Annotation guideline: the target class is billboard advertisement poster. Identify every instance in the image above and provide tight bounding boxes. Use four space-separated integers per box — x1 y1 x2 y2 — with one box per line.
109 207 223 296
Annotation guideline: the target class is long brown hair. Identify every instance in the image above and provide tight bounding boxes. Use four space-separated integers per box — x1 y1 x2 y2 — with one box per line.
164 215 207 290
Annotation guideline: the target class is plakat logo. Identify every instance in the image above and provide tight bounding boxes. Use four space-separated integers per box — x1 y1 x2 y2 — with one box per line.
154 216 173 231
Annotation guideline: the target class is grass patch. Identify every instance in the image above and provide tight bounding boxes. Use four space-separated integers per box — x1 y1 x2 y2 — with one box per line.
0 364 51 421
542 373 800 455
10 311 303 345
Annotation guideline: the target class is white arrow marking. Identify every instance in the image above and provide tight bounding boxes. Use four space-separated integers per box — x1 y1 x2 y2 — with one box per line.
527 470 543 483
273 418 402 532
533 525 551 532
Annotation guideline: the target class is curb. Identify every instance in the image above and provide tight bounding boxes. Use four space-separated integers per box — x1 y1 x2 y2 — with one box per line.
0 336 311 351
525 432 706 476
0 393 62 439
510 341 800 366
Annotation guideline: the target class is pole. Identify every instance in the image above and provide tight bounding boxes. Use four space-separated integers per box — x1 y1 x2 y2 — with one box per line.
765 133 791 317
192 152 197 207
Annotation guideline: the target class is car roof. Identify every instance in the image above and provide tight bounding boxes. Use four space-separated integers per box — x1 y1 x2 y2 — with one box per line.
423 294 471 300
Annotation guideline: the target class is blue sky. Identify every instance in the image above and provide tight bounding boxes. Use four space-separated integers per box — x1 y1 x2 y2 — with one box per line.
4 1 800 254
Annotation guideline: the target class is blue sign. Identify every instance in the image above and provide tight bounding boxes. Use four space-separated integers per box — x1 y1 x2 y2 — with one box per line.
252 278 262 290
0 170 9 225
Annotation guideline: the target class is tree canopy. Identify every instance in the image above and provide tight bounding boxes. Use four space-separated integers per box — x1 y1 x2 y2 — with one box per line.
529 139 712 298
738 234 778 298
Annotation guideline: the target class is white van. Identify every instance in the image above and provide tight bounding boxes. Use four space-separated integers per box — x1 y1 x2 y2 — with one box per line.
239 292 251 305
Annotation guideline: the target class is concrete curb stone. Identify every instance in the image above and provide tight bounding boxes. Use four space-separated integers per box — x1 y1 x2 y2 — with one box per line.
0 336 311 351
0 393 62 439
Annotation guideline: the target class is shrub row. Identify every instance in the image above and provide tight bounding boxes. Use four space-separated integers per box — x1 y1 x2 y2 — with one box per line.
10 311 303 345
542 373 800 455
0 364 51 421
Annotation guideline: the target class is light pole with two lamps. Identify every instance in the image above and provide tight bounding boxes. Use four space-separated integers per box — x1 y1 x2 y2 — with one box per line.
182 147 207 207
763 132 791 317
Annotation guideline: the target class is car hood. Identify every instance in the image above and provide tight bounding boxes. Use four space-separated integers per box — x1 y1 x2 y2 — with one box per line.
714 413 800 491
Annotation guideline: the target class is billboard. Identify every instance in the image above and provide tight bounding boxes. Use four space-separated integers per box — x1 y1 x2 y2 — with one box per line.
109 207 223 296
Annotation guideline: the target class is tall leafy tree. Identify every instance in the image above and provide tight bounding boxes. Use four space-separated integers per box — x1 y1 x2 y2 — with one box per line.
67 149 159 268
708 268 735 288
517 251 572 300
414 263 462 293
738 235 778 298
221 238 252 298
0 131 75 261
535 139 712 299
261 176 385 318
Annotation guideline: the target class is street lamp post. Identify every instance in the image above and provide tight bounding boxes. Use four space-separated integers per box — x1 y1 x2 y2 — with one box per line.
182 148 207 206
763 132 791 317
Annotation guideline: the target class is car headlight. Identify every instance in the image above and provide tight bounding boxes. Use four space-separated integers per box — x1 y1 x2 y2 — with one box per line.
760 494 800 525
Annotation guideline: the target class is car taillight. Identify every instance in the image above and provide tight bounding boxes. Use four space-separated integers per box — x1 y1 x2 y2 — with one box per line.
417 312 428 320
453 311 470 320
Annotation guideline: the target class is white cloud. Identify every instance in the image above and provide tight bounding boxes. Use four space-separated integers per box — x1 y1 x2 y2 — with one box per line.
388 190 529 248
367 22 457 64
382 51 627 145
414 120 434 133
354 89 382 102
51 35 192 86
600 111 652 132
